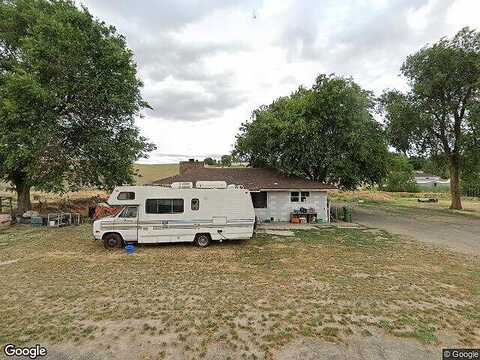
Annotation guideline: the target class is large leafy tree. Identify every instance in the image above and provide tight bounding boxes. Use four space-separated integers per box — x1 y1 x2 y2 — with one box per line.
0 0 155 212
220 155 232 167
235 74 389 189
461 102 480 192
381 28 480 209
382 153 417 193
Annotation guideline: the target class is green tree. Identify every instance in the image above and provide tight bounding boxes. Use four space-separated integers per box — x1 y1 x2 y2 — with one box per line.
422 154 449 179
383 153 418 192
381 28 480 209
220 155 232 167
235 74 389 189
203 157 217 166
461 102 480 193
0 0 155 212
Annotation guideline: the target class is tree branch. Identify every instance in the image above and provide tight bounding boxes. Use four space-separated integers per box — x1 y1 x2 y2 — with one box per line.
453 87 472 153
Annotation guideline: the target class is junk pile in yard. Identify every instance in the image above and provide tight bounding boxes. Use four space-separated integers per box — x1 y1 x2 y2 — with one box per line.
0 193 111 227
91 203 121 220
17 209 82 227
0 197 14 226
290 207 321 224
287 204 353 224
0 214 11 226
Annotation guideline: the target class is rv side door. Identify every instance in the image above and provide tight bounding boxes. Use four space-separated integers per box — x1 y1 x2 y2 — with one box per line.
115 206 138 242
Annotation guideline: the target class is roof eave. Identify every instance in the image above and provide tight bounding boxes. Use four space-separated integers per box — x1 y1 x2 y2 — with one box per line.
257 187 337 192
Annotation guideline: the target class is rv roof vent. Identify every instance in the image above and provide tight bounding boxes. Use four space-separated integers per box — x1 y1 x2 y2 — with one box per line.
171 182 194 189
196 181 227 189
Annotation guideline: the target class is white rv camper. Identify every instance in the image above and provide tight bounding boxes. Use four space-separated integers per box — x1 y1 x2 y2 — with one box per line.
93 182 255 248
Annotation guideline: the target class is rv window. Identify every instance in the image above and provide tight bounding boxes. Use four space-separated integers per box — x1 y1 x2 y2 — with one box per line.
251 192 267 208
191 198 200 211
119 206 137 218
145 199 184 214
172 199 183 213
117 192 135 200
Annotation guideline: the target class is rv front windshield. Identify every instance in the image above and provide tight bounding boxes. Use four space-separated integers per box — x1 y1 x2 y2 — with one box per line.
117 206 138 218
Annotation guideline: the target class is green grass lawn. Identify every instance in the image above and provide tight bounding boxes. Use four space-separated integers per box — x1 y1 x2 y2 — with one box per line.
0 224 479 358
331 190 480 218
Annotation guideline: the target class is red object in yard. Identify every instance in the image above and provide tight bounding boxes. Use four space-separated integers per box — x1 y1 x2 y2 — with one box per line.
92 205 120 220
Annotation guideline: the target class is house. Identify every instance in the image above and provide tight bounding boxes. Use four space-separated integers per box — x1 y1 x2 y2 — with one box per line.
414 171 450 189
153 161 336 223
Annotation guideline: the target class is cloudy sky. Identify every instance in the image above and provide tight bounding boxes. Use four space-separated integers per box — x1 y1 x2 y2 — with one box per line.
80 0 480 164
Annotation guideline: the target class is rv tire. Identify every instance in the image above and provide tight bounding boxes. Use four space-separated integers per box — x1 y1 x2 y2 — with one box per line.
103 233 123 249
194 233 211 248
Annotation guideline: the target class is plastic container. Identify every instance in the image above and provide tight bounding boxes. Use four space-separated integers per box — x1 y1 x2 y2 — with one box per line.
125 244 134 254
31 216 43 227
343 206 352 222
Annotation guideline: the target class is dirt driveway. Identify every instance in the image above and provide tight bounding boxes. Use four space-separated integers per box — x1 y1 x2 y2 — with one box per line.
354 205 480 255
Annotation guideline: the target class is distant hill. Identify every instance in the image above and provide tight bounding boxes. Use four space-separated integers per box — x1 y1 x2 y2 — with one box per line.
0 164 179 191
133 164 179 185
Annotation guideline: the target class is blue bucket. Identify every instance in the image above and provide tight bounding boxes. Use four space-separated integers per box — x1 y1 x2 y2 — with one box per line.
125 244 134 254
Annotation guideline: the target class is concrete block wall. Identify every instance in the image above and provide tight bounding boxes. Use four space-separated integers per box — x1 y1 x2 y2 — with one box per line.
254 191 328 223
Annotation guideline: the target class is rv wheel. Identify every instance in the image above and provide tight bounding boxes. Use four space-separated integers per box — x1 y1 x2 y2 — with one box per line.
103 233 123 249
195 234 211 248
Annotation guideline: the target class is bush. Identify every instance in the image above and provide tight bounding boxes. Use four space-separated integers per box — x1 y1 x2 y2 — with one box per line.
461 174 480 197
383 154 419 192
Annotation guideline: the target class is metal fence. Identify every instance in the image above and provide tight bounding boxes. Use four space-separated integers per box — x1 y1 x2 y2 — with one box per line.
462 186 480 198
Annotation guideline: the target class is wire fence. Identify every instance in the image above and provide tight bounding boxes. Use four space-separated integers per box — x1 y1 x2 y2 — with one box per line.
462 186 480 198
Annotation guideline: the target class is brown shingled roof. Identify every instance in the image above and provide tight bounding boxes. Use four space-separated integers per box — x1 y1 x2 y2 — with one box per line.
153 167 336 191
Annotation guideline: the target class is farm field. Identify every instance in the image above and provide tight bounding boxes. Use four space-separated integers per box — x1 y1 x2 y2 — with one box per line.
0 163 177 212
133 163 179 185
1 224 479 359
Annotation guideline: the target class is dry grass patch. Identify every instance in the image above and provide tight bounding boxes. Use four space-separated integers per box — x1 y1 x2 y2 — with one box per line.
0 224 479 358
331 190 480 218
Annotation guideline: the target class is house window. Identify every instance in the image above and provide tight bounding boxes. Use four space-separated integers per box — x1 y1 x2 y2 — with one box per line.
117 191 135 200
145 199 184 214
191 198 200 211
301 192 310 202
290 191 299 202
291 191 310 202
251 192 267 208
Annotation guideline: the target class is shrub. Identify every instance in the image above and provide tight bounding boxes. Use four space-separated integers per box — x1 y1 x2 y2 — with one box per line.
383 154 418 192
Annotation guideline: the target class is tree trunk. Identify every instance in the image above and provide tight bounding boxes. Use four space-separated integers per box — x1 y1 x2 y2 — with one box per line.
448 153 462 210
15 183 32 214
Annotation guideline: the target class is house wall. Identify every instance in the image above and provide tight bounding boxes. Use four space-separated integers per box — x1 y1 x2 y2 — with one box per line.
416 181 450 190
254 191 329 223
415 176 450 189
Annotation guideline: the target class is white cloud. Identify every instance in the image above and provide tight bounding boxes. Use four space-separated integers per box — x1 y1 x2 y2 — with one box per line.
79 0 480 163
